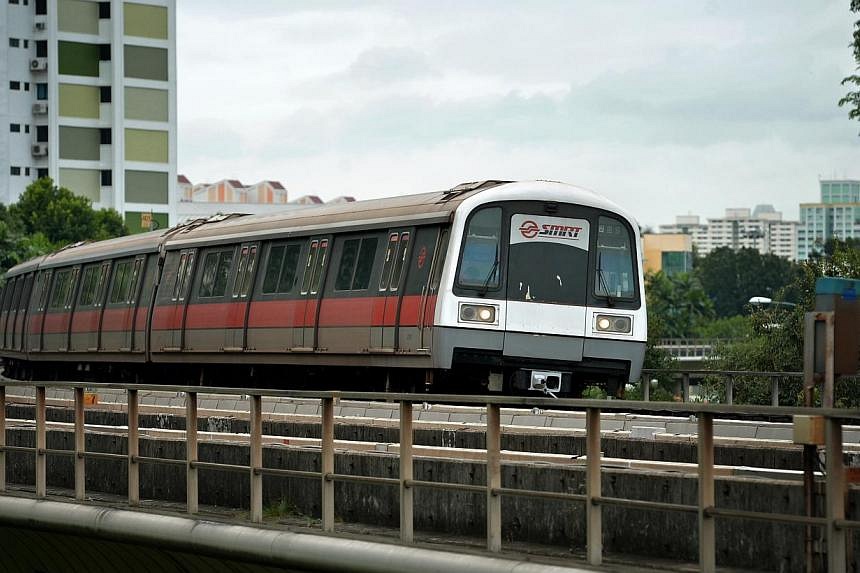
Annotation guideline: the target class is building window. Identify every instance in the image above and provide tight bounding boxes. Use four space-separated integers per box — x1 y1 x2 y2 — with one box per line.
10 167 21 176
23 39 28 49
36 40 47 58
9 81 20 91
100 170 112 186
35 0 45 14
99 128 111 145
25 125 30 134
99 86 111 103
10 124 20 133
36 83 47 100
9 0 20 5
9 38 19 48
25 167 30 176
36 125 48 143
37 168 48 179
98 1 110 18
24 82 29 91
98 44 111 61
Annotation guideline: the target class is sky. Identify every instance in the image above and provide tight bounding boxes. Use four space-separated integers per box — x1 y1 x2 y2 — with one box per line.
177 1 860 229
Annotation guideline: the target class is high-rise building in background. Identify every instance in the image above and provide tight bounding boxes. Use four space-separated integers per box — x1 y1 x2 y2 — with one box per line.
797 180 860 260
659 205 798 260
2 0 176 234
641 233 693 276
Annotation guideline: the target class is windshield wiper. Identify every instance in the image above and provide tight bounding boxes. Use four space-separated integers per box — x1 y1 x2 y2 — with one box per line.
478 246 500 296
597 253 615 307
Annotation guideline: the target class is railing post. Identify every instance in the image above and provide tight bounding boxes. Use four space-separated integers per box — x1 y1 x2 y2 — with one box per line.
127 388 139 506
771 378 780 407
35 385 46 498
643 378 650 402
321 396 335 532
74 386 85 501
249 394 262 523
725 375 733 405
0 385 5 493
186 391 198 514
586 407 602 566
698 413 715 572
825 417 846 573
486 403 501 552
399 400 413 543
682 372 690 403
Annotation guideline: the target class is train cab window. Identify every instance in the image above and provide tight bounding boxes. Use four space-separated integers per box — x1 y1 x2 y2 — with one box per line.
594 216 636 300
109 261 134 304
335 237 378 291
49 269 73 310
198 249 234 298
457 207 502 290
389 232 409 291
262 244 302 294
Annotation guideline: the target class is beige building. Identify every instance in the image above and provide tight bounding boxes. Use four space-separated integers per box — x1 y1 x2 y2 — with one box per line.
642 233 693 275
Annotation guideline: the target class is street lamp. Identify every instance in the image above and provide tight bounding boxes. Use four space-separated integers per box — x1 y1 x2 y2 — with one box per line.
748 296 797 308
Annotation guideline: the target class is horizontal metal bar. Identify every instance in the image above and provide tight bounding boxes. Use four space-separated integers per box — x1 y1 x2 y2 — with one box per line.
256 467 320 480
593 496 698 514
326 473 399 486
82 451 127 461
834 519 860 530
189 460 249 473
0 445 36 453
42 448 75 457
705 507 828 526
404 479 485 493
492 487 586 502
131 455 186 467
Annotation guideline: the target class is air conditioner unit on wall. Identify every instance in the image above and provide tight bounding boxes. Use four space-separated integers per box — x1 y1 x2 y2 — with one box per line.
31 144 48 157
34 21 46 31
30 58 47 71
32 102 48 115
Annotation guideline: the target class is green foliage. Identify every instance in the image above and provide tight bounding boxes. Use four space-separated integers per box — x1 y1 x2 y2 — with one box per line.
645 271 715 338
582 385 607 399
696 247 799 318
0 178 128 278
692 315 751 339
839 0 860 129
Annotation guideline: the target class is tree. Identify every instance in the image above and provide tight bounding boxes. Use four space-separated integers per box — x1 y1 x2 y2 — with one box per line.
0 178 128 278
646 271 715 338
839 0 860 128
696 247 799 318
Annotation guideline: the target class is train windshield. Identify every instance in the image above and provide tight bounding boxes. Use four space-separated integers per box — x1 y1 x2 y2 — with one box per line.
594 216 636 299
507 214 590 305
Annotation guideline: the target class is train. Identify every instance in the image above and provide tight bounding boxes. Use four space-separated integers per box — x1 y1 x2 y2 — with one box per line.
0 180 646 398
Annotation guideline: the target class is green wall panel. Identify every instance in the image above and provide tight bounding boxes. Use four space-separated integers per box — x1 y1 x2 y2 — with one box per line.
59 127 101 161
124 87 168 121
125 211 168 234
125 129 168 163
59 84 100 119
125 170 168 204
124 45 168 81
59 168 100 202
59 41 100 77
58 0 99 35
124 3 168 39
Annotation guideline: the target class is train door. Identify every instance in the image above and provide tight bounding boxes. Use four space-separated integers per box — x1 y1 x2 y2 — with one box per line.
14 273 33 352
132 256 158 353
119 256 146 351
58 266 81 351
225 242 258 350
1 278 17 349
169 249 197 350
371 229 411 350
398 226 443 352
292 236 329 350
28 270 52 352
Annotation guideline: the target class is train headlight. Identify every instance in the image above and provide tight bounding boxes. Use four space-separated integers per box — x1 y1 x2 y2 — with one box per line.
459 303 497 325
594 314 632 334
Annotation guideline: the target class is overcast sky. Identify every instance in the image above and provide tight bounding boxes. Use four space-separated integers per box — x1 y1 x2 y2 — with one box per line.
176 1 860 228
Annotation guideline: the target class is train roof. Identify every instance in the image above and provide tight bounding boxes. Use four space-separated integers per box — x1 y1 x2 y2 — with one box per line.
3 180 636 277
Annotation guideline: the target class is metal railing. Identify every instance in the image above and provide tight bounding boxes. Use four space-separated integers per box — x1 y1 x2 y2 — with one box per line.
1 380 860 572
640 368 804 406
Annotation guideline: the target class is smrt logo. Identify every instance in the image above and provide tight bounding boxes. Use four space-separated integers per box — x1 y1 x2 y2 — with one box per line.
519 220 582 240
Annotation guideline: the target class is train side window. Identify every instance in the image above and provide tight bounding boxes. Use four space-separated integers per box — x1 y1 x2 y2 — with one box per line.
429 230 450 291
232 246 249 298
128 259 142 303
262 243 302 294
199 249 234 298
173 253 188 301
389 232 410 291
240 246 257 297
310 239 328 295
79 266 99 306
300 240 319 294
378 233 398 291
335 236 378 292
109 261 133 304
94 262 110 306
457 207 502 289
65 268 79 309
48 270 71 310
178 253 194 301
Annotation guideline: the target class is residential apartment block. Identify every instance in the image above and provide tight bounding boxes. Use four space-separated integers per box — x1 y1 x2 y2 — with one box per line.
659 205 798 260
641 233 693 276
2 0 176 234
797 180 860 260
